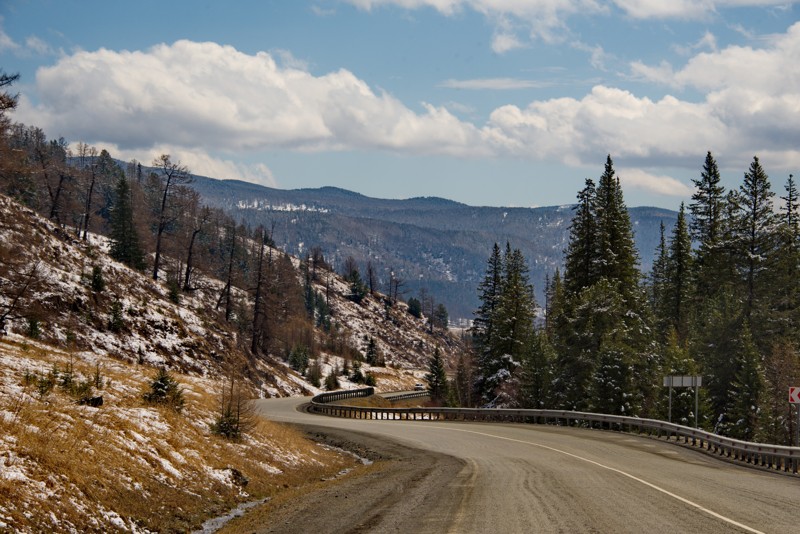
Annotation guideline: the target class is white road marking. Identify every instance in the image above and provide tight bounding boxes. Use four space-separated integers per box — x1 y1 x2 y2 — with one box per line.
428 424 765 534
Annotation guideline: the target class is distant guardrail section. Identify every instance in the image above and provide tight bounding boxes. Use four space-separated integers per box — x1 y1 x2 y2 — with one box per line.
309 387 800 475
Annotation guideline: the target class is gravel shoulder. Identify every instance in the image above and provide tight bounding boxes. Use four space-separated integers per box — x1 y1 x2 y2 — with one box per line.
219 423 468 534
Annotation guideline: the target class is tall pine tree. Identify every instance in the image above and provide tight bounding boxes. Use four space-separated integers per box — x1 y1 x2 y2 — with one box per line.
594 155 639 295
472 243 503 403
663 203 693 342
564 179 598 296
736 156 776 331
426 347 449 405
109 176 145 270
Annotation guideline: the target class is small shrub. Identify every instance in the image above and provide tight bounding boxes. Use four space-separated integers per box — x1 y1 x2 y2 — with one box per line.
108 300 124 332
143 368 185 412
26 318 41 339
289 345 309 373
364 372 377 387
407 297 422 318
92 363 104 389
167 279 180 304
65 330 77 347
211 376 254 440
91 265 105 293
22 368 36 386
305 361 322 388
211 412 241 440
324 372 340 391
59 361 75 392
350 369 365 384
36 367 57 398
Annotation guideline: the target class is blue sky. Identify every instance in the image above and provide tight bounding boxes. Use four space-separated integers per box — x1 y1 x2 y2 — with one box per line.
1 1 798 208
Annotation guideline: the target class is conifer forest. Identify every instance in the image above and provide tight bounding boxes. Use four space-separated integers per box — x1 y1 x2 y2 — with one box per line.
467 154 800 446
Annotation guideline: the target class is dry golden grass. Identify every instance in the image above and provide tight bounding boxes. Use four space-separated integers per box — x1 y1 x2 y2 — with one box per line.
0 337 358 533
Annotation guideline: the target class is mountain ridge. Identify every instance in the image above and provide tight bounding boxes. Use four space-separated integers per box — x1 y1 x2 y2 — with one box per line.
185 173 678 320
106 159 678 321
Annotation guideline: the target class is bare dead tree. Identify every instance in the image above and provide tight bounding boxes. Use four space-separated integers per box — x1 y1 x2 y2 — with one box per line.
151 154 193 281
183 199 211 291
216 223 237 321
251 227 267 354
388 269 405 303
366 260 377 295
74 142 99 240
0 254 42 334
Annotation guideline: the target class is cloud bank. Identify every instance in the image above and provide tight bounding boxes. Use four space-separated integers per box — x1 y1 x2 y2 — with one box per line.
16 21 800 197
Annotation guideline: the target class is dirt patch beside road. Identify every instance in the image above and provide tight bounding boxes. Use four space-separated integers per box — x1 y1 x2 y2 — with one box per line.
219 424 467 534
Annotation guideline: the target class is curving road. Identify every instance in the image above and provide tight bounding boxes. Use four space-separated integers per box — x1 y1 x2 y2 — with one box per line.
255 397 800 533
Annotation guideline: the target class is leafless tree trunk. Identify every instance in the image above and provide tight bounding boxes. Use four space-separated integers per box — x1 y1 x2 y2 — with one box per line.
183 202 210 291
216 224 237 321
251 227 267 354
366 260 377 295
76 143 98 241
0 254 42 333
151 154 192 281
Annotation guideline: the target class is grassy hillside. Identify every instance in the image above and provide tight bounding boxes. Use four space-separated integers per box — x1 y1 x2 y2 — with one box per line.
0 193 462 531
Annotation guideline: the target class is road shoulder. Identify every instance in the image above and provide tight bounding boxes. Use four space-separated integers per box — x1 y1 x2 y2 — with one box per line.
219 423 467 533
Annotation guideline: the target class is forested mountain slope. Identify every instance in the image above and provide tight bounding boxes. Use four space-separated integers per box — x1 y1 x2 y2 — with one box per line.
189 176 677 320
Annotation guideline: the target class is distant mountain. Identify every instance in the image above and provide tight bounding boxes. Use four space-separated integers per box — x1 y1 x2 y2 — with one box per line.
188 174 679 322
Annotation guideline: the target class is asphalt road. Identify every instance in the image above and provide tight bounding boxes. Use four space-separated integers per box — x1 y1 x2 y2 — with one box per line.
255 397 800 533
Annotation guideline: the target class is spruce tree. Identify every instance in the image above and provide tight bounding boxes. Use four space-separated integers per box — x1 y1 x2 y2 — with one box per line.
694 290 744 426
517 331 554 409
544 269 564 340
494 247 535 363
472 243 503 402
768 174 800 343
726 326 764 440
453 352 474 407
664 203 693 342
590 338 635 416
736 156 776 327
109 176 145 270
781 174 798 232
650 221 669 337
426 347 449 405
690 151 725 247
594 155 639 294
552 156 653 415
552 279 624 411
564 179 598 296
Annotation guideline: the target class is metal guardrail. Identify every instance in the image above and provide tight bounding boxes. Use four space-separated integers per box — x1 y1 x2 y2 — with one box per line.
310 388 800 475
312 387 375 404
381 391 430 402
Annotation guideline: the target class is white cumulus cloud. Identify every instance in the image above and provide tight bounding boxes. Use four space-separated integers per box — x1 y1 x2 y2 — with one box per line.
85 142 279 188
16 20 800 191
18 40 486 158
617 168 693 196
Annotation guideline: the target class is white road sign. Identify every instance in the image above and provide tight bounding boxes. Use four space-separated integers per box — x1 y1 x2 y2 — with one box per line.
663 375 702 388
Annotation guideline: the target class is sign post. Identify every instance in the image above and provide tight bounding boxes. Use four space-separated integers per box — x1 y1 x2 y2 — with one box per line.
664 375 703 428
790 387 800 446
